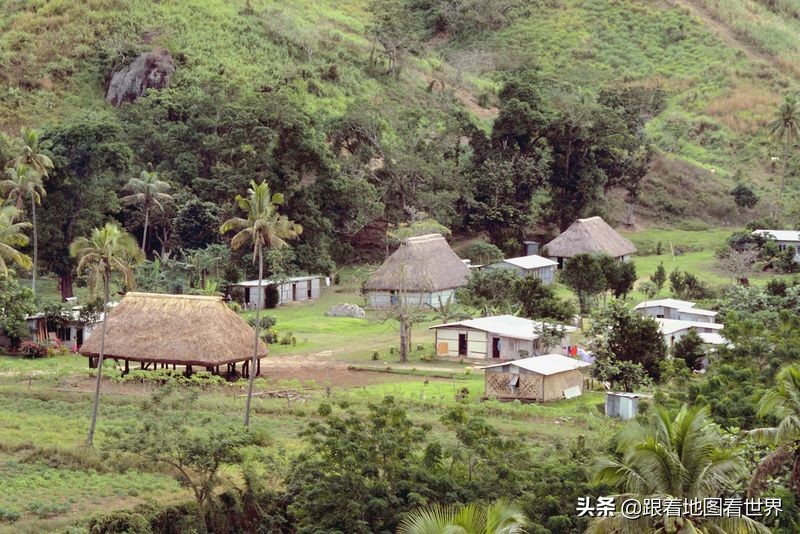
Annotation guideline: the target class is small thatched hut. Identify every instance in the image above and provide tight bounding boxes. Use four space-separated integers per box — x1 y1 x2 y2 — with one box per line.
79 292 267 377
364 233 470 308
543 216 636 268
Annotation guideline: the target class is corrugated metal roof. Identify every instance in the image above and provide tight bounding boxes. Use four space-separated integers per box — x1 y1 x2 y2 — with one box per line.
430 314 577 341
655 318 725 335
481 354 590 375
634 298 697 310
493 255 557 270
697 332 730 346
236 276 320 287
753 229 800 242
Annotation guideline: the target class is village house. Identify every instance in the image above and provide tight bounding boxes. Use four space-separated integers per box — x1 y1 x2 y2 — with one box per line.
543 216 637 268
233 275 322 309
25 306 104 351
752 229 800 263
79 293 267 378
482 354 590 402
430 315 577 360
654 318 726 348
364 233 470 308
634 298 718 324
484 254 558 284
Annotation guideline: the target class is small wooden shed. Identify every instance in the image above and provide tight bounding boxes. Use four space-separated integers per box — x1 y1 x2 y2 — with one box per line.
482 354 590 402
79 292 267 378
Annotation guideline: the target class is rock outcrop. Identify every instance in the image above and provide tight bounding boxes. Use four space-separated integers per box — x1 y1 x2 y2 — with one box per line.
326 303 366 319
106 48 175 106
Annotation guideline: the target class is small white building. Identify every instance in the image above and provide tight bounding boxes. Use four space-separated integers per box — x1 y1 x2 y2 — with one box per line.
26 307 104 351
485 255 558 284
752 229 800 263
430 315 577 360
234 276 322 309
634 299 717 324
654 318 726 348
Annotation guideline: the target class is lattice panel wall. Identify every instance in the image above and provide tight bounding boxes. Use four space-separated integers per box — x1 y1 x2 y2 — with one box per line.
485 372 541 401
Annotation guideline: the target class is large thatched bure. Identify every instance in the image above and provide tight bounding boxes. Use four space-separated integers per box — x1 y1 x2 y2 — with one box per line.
79 293 267 375
543 216 636 267
364 233 470 308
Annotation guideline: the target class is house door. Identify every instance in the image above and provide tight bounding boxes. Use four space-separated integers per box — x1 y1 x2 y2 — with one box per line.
292 283 297 301
458 334 467 356
307 280 312 298
244 287 251 305
76 328 84 347
492 337 500 358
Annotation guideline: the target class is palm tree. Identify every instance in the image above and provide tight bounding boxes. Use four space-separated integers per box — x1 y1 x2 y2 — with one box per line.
768 95 800 210
70 223 143 446
220 180 302 428
397 500 526 534
0 205 32 275
7 127 54 179
120 170 173 253
749 363 800 498
591 405 769 533
1 163 45 296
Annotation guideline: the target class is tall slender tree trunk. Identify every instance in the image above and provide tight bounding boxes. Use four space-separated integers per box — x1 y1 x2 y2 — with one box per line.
399 314 408 363
142 207 149 254
59 272 74 300
86 270 110 447
244 246 262 428
31 196 37 298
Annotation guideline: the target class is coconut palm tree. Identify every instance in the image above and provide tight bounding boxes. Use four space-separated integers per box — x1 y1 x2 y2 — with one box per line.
749 363 800 498
397 500 526 534
220 180 302 428
1 163 45 296
120 170 173 253
7 127 54 179
768 95 800 209
0 205 32 275
70 223 143 446
591 405 769 533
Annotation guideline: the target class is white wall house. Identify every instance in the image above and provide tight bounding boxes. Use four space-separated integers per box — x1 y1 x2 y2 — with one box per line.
430 315 577 360
485 255 558 284
634 299 717 324
234 276 322 309
654 318 726 348
26 307 104 351
753 229 800 263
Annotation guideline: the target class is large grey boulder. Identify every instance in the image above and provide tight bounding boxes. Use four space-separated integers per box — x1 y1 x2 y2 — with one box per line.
326 303 366 319
106 48 175 106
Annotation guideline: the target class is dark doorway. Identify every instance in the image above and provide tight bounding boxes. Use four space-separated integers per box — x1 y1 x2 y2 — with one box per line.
244 287 251 305
492 337 500 358
292 283 298 301
76 328 84 347
458 333 467 356
307 280 312 298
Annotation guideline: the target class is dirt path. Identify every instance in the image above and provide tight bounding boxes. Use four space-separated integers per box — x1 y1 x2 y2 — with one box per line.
669 0 800 81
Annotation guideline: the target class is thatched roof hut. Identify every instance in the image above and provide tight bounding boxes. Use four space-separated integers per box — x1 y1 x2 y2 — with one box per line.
364 234 470 292
79 293 267 371
544 216 636 260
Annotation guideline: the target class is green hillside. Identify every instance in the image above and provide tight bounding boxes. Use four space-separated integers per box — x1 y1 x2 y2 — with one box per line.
0 0 800 241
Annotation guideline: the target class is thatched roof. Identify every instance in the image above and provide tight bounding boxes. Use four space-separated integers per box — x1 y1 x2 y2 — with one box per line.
79 293 267 366
543 217 636 258
364 234 470 292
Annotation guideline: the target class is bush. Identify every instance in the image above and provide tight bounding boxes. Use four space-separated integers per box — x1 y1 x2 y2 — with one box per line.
279 331 295 345
86 510 152 534
462 242 504 265
117 369 225 387
247 314 277 330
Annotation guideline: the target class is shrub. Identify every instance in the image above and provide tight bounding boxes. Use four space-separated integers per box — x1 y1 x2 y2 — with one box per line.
86 510 152 534
279 331 294 345
247 314 277 330
372 350 380 361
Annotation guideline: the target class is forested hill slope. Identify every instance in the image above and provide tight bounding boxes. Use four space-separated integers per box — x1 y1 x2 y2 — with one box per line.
0 0 796 273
